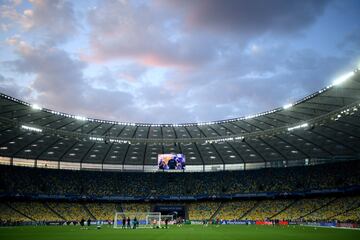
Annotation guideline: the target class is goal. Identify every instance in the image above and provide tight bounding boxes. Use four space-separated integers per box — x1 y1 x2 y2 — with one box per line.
161 214 174 224
113 212 161 229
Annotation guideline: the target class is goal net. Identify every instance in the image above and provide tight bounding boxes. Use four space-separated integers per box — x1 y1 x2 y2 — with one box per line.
114 212 161 229
161 214 175 224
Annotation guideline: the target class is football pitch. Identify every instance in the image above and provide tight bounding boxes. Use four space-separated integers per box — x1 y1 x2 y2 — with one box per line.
0 224 359 240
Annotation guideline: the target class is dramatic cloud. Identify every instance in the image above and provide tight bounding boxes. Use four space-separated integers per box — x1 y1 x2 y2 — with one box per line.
5 38 139 121
83 0 218 68
0 74 32 99
84 0 331 68
0 0 78 44
0 0 359 123
164 0 330 34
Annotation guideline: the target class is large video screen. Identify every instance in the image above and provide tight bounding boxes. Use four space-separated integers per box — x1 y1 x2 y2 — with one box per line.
158 153 185 170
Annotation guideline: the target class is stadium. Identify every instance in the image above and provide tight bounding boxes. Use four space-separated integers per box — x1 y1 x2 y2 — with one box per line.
1 68 360 239
1 0 360 240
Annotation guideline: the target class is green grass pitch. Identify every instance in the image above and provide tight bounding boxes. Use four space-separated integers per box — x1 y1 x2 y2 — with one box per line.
0 224 359 240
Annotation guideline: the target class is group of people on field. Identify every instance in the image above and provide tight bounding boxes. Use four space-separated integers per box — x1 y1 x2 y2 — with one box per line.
80 218 92 227
121 216 139 229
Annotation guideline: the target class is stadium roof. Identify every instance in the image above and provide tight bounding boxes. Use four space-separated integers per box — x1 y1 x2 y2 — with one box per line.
0 69 359 171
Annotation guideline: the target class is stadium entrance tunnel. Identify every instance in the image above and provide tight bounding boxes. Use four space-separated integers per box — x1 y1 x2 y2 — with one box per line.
153 205 186 219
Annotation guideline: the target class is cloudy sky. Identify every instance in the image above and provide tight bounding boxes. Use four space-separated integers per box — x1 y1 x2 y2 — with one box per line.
0 0 359 124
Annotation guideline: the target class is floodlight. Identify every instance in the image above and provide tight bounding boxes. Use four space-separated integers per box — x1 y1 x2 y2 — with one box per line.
21 125 42 132
287 123 309 131
283 103 293 109
332 72 354 86
74 115 87 121
31 104 42 110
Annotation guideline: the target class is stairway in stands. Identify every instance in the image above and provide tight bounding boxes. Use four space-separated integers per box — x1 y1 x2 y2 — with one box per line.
209 202 224 221
83 203 96 220
327 200 360 220
5 202 35 221
43 202 66 221
300 197 337 219
240 201 261 220
270 199 298 220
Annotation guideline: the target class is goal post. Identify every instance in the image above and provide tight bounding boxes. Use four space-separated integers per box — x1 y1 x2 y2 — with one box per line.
114 212 161 229
161 214 174 224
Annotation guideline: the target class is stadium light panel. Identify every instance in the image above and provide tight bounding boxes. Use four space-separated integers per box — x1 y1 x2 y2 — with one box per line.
287 123 309 131
21 125 42 132
283 103 293 110
74 115 87 121
332 71 354 86
89 136 104 141
31 104 42 110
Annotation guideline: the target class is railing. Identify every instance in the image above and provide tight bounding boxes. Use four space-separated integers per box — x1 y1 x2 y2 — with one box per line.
1 185 359 202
